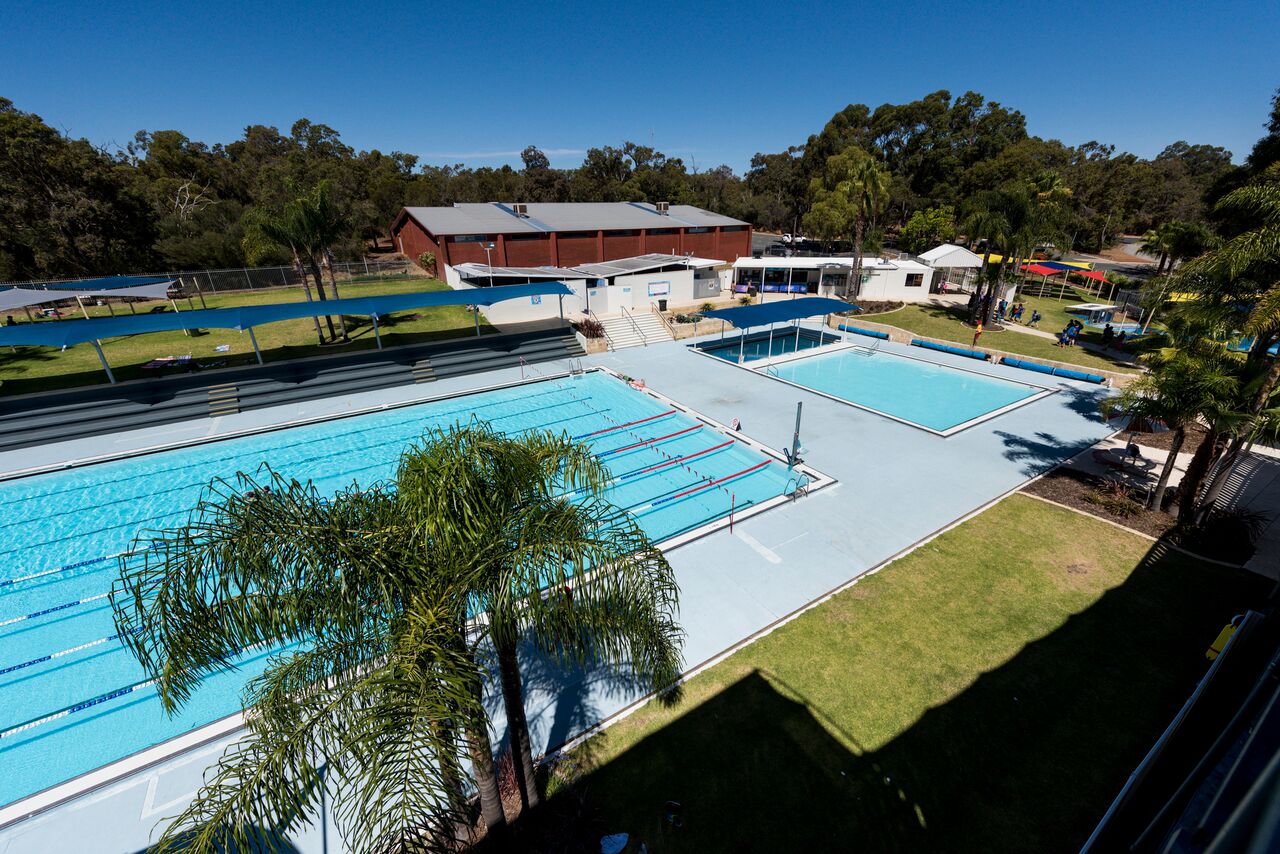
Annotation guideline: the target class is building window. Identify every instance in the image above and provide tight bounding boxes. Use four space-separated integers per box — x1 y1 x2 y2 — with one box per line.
647 228 677 235
905 273 924 287
505 233 541 241
686 227 710 233
605 229 640 237
560 231 596 239
452 234 490 243
722 225 747 232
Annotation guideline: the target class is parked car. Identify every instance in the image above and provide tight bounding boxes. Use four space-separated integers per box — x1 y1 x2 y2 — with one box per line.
764 243 790 257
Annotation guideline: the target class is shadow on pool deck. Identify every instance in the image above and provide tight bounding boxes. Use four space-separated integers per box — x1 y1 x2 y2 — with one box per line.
504 542 1270 854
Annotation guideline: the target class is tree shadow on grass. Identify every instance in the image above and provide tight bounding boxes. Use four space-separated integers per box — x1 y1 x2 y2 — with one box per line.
547 543 1270 853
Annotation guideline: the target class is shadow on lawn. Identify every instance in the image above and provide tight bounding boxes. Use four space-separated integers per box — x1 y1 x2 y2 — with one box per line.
538 543 1269 854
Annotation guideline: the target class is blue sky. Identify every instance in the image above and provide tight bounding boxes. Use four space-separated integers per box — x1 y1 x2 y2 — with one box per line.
2 0 1277 172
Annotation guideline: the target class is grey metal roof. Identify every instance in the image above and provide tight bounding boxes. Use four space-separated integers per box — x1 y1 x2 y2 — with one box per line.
401 202 747 236
453 263 583 279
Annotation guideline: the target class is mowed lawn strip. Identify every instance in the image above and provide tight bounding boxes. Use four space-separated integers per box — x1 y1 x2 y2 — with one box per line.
865 300 1141 374
559 494 1267 852
0 277 494 396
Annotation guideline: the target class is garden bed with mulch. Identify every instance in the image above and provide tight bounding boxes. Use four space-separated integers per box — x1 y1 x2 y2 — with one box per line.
1022 467 1176 539
1129 422 1210 456
844 300 904 316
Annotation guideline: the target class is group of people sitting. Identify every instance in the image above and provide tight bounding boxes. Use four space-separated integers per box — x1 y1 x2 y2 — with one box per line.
995 299 1041 327
1100 323 1129 351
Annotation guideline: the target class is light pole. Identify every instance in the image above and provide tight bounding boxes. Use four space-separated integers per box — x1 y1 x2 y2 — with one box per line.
482 242 496 289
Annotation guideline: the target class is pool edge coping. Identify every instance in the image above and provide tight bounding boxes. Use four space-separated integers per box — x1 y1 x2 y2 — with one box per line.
0 364 836 831
689 331 1060 437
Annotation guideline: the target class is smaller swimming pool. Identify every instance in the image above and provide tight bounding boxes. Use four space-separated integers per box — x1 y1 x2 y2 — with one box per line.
758 345 1052 435
697 328 837 363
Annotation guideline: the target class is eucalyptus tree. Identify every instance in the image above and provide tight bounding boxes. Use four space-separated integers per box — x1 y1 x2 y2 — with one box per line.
398 422 684 815
112 472 490 853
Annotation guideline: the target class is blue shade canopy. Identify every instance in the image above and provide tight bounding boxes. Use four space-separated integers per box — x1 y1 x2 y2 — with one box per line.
700 297 856 329
0 283 573 349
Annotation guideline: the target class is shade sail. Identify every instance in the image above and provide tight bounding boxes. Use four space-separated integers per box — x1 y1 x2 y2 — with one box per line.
1032 260 1090 272
1022 264 1062 277
0 289 69 312
1073 270 1109 283
0 282 573 349
40 275 176 291
700 297 855 329
58 281 176 300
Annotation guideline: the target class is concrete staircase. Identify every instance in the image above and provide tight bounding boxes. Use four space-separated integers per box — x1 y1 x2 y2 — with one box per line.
598 310 672 350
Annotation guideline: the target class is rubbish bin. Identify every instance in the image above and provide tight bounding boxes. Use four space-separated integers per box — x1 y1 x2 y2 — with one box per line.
658 298 668 311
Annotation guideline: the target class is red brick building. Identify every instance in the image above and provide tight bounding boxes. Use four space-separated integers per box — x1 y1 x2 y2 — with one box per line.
391 202 751 269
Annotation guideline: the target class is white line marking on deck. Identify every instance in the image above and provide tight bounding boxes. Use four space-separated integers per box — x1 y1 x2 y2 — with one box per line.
735 529 782 564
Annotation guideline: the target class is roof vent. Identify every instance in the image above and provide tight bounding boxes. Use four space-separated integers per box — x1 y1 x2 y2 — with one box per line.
656 201 670 214
512 203 529 217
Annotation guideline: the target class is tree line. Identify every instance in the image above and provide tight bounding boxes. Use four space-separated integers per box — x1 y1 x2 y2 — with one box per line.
0 89 1257 282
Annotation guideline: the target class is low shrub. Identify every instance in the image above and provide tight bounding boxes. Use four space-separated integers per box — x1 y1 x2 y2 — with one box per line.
699 302 716 313
738 295 753 306
1083 481 1144 518
673 313 703 324
573 318 606 339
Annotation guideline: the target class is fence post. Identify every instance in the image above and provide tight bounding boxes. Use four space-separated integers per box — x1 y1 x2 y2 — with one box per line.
363 257 369 276
242 268 253 289
280 266 289 287
206 271 216 294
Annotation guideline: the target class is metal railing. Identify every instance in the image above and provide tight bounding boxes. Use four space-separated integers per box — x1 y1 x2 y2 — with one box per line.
587 310 616 351
651 302 677 338
619 306 649 347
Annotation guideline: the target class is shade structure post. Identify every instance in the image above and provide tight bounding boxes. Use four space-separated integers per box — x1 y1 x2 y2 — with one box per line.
91 339 115 384
247 327 264 365
473 306 481 337
170 298 190 336
794 319 801 351
738 326 747 364
767 324 775 359
558 293 565 326
22 305 33 323
75 295 90 321
370 314 383 350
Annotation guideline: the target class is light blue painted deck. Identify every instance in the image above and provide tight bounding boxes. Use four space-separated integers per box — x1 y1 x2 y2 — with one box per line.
0 324 1114 853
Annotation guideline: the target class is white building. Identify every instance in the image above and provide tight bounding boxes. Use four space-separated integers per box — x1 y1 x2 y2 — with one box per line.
917 243 984 293
731 256 938 302
443 253 724 324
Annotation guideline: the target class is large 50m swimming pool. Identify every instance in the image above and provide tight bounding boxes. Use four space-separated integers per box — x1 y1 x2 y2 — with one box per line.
0 370 803 808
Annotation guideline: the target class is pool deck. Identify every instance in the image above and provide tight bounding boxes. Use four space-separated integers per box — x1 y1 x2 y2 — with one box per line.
0 324 1116 852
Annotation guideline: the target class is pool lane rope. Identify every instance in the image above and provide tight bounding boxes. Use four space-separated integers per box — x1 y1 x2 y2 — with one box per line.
0 592 112 630
0 632 130 677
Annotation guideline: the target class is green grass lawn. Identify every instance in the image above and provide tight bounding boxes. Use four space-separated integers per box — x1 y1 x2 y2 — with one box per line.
866 300 1143 374
549 495 1268 853
0 277 494 396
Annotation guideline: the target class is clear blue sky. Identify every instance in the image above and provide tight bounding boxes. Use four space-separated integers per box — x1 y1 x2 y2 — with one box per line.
2 0 1277 172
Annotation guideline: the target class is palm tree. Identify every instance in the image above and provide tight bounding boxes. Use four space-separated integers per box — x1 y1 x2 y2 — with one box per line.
112 472 487 853
1175 164 1280 507
1104 346 1237 511
251 181 353 343
397 422 684 815
1140 224 1175 274
848 156 890 297
962 200 1010 324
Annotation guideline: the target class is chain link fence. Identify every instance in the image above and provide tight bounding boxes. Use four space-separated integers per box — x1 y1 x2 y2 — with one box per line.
1 258 416 299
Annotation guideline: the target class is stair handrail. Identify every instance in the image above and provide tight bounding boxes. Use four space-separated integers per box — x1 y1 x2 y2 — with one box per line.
588 309 617 352
651 302 677 338
619 306 649 347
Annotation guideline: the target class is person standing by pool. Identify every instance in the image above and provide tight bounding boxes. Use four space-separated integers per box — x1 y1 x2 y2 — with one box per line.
973 320 983 348
1029 309 1041 327
1101 323 1114 346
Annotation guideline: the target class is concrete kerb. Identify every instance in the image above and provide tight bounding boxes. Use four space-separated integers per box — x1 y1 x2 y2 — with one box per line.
825 313 1137 387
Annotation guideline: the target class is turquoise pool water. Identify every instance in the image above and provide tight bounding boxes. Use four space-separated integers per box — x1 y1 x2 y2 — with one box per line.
767 348 1043 433
0 371 798 807
699 328 834 362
